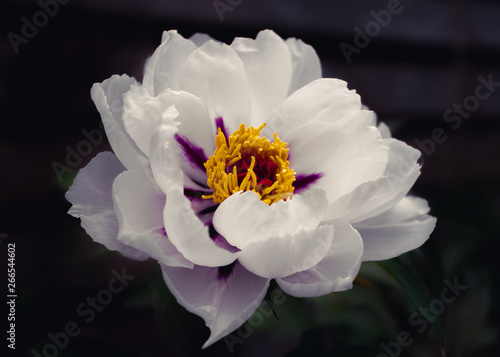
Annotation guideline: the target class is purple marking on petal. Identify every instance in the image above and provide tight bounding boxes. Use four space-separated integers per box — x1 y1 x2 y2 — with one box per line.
294 173 323 194
174 134 208 172
184 188 211 200
217 261 236 282
215 117 228 144
208 223 219 239
198 205 218 215
209 223 240 253
190 178 210 189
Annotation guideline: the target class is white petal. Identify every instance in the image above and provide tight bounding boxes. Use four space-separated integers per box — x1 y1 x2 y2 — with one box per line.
142 55 157 95
213 188 328 249
361 104 377 125
164 189 236 267
277 224 363 297
122 84 169 157
147 99 213 191
231 30 292 124
166 92 215 161
160 262 270 348
284 116 388 218
149 105 182 194
179 40 251 133
66 152 147 260
142 29 180 91
123 86 214 159
285 37 322 95
91 75 148 172
354 196 436 261
267 78 363 136
143 30 197 96
378 121 392 139
112 170 193 268
324 177 385 221
149 109 236 267
237 225 334 279
189 33 218 47
351 138 422 223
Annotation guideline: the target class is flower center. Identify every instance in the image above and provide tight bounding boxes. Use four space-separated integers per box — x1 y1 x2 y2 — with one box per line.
203 123 295 205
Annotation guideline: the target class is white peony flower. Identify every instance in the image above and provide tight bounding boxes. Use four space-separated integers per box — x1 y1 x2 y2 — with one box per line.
66 29 436 348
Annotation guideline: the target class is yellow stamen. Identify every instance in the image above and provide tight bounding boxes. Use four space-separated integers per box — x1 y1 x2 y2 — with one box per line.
203 123 295 205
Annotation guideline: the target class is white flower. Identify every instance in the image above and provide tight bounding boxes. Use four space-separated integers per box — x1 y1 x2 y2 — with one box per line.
66 29 436 348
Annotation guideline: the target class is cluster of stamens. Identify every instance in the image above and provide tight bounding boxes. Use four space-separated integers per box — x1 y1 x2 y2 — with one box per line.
203 123 295 205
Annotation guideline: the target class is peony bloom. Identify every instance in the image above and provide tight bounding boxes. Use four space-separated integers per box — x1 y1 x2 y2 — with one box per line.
66 29 436 348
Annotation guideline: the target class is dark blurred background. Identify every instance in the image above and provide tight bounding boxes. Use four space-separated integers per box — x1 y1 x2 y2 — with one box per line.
1 0 499 356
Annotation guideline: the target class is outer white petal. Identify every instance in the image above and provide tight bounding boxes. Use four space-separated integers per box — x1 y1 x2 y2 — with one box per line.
122 84 169 157
236 225 334 279
378 121 392 139
351 139 422 223
231 30 292 125
213 188 328 248
362 104 378 125
277 224 363 297
142 30 179 93
283 117 388 220
112 170 193 268
324 177 385 222
267 78 363 136
123 86 214 160
354 196 436 261
143 30 197 96
142 55 157 94
66 152 147 260
179 40 251 133
285 37 322 95
189 33 218 47
91 75 148 172
149 108 236 267
161 262 270 348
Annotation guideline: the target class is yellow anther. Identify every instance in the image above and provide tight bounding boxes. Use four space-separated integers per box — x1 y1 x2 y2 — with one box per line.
203 123 295 205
